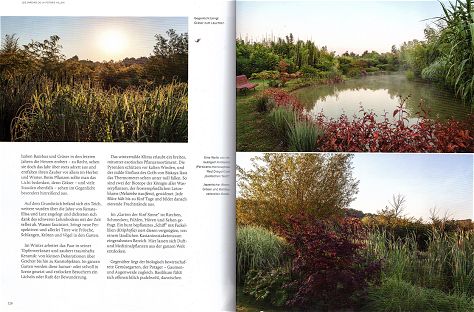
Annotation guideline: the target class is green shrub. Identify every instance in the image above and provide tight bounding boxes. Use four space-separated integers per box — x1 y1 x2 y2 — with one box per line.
267 79 281 88
366 66 381 73
347 67 362 77
405 70 415 80
236 226 289 284
288 119 323 152
300 65 320 78
268 106 296 138
244 266 292 307
366 278 474 312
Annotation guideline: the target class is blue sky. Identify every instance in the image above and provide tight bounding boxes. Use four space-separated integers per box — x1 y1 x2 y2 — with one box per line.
1 16 187 61
237 1 444 54
236 153 473 221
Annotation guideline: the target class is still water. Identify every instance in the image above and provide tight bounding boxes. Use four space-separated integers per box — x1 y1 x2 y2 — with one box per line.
293 73 471 122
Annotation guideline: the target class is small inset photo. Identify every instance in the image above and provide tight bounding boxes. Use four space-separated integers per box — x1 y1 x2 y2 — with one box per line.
0 16 188 142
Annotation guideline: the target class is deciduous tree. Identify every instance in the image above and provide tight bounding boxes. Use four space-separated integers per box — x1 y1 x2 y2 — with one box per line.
237 153 359 228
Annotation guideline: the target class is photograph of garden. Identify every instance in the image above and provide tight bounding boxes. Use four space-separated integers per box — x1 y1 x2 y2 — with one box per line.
0 17 188 142
236 0 474 152
236 153 474 311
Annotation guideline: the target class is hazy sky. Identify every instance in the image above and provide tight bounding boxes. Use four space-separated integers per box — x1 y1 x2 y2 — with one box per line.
236 153 473 221
1 16 187 61
237 1 444 54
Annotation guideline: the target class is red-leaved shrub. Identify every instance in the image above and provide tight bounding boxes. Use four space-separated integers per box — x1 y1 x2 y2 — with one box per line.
276 215 381 309
259 88 474 152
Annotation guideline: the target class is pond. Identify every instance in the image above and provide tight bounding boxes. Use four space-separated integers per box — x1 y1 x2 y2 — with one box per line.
292 73 471 123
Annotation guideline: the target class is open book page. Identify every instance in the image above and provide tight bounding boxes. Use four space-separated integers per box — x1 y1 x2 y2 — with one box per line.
0 0 236 311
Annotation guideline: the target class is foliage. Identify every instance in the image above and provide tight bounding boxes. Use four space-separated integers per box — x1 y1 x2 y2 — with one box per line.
400 39 436 77
145 29 188 84
363 217 432 250
262 89 324 151
436 0 474 106
267 79 280 88
366 277 474 312
0 34 36 76
0 29 188 142
400 1 474 105
243 266 292 307
421 58 447 81
405 69 416 80
258 88 474 152
250 70 279 80
316 97 474 152
378 193 408 221
236 40 280 77
261 88 303 111
11 82 188 142
0 73 48 140
276 214 381 309
236 226 289 284
237 35 399 81
236 153 359 228
253 94 271 113
268 106 296 138
299 64 320 78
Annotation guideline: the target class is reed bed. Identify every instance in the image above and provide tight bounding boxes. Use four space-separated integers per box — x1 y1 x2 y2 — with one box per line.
365 229 474 296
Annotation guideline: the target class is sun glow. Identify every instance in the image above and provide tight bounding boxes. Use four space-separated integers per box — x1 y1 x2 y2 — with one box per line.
98 29 127 58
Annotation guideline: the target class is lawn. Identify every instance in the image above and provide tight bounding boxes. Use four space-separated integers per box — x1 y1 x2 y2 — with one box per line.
236 80 284 152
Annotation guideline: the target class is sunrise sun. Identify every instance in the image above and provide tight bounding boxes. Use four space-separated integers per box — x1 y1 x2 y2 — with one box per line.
98 29 127 58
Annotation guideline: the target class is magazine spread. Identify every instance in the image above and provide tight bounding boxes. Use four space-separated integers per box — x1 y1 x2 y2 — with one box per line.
1 0 474 311
0 0 235 311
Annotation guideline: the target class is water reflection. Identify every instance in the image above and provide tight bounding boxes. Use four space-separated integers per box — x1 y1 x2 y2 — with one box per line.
293 73 471 122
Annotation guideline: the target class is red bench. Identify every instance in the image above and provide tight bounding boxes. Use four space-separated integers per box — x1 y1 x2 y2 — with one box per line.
236 75 258 92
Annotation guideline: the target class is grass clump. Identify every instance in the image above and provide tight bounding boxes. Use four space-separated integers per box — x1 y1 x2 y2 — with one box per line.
268 106 323 152
366 229 474 296
268 106 296 138
237 225 288 284
366 277 474 312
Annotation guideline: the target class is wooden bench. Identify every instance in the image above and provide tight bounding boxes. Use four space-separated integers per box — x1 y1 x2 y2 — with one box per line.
236 75 258 92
